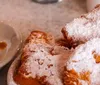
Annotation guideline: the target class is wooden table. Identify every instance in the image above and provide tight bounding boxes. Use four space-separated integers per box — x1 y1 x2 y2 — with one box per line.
0 0 86 85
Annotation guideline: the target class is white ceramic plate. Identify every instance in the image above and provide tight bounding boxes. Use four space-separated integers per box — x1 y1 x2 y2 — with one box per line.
7 54 21 85
0 22 22 68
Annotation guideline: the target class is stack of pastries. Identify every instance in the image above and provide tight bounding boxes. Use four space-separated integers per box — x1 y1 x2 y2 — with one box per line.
13 5 100 85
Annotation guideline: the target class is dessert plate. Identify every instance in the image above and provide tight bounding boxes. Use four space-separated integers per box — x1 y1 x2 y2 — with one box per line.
7 54 21 85
0 22 22 69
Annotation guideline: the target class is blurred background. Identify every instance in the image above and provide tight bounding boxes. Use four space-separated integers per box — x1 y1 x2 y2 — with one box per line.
0 0 86 39
0 0 86 85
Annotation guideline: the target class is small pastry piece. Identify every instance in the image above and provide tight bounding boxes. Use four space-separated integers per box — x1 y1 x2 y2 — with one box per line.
64 38 100 85
14 31 72 85
62 5 100 48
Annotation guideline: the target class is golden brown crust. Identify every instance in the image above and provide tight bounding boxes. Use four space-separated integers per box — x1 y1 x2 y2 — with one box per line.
61 27 81 48
14 30 73 85
14 31 52 85
21 30 55 63
14 73 41 85
61 27 69 41
64 68 90 85
61 27 73 48
14 31 57 85
25 30 54 45
94 4 100 9
55 38 69 47
19 31 55 77
64 69 81 85
61 5 100 49
93 52 100 63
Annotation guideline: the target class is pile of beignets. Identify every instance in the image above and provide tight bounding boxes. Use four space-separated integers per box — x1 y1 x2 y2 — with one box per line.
13 5 100 85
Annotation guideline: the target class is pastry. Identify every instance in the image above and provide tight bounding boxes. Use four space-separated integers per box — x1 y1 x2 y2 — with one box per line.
13 31 72 85
62 5 100 48
64 38 100 85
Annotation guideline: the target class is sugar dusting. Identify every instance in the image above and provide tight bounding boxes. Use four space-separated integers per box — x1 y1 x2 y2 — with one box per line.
65 6 100 42
23 42 72 85
66 38 100 85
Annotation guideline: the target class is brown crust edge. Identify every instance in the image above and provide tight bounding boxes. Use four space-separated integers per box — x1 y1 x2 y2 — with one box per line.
61 27 75 48
13 30 56 85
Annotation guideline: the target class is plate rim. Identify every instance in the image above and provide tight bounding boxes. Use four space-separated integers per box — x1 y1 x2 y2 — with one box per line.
0 22 22 69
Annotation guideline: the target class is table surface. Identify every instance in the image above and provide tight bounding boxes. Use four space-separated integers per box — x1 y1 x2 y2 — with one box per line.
0 0 86 85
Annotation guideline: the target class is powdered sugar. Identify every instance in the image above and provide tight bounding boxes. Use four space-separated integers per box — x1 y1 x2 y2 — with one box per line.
65 6 100 42
66 38 100 85
23 42 72 85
